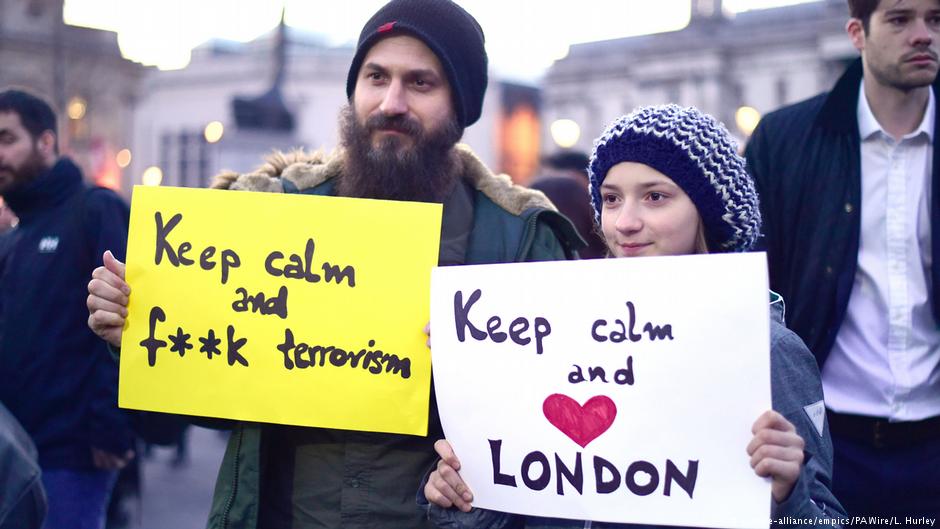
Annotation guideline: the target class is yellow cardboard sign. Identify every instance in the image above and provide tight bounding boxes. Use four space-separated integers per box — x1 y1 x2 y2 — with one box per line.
119 185 442 436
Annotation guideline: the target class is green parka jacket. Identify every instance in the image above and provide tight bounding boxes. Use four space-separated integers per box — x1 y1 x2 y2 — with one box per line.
204 144 583 529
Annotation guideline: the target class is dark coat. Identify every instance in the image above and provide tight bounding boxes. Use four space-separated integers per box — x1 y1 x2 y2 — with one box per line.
743 59 940 367
0 158 133 470
0 402 46 529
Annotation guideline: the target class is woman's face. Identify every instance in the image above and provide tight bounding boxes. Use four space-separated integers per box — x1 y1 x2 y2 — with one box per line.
600 162 703 258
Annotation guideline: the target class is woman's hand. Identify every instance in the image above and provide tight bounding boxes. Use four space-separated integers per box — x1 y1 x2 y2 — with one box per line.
748 410 805 503
425 439 474 512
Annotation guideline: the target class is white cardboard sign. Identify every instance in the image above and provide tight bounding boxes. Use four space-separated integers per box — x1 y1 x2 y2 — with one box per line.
430 253 772 529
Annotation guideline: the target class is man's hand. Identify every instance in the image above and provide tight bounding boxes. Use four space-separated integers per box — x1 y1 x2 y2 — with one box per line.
425 439 474 512
87 251 130 348
91 447 135 471
747 410 805 503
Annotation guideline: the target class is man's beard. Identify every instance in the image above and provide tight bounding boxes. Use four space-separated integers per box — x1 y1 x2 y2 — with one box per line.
336 105 462 203
870 48 940 92
0 146 47 194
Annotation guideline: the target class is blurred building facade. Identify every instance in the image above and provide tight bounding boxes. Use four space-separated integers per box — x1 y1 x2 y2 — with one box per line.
130 28 348 190
0 0 145 192
130 25 541 189
542 0 857 153
4 0 859 189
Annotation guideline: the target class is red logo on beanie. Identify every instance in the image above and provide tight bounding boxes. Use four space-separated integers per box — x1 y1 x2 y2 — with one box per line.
377 21 396 33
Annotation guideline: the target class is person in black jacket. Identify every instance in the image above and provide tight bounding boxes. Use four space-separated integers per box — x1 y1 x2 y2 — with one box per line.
744 0 940 523
0 88 134 529
530 151 608 260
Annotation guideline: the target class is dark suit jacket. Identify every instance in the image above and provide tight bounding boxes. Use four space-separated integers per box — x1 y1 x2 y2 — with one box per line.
744 58 940 367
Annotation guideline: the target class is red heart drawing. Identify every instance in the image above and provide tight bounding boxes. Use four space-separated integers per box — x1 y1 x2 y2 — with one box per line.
543 394 617 448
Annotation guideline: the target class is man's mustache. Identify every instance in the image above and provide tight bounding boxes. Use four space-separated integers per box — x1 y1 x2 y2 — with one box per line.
365 114 422 137
904 49 939 62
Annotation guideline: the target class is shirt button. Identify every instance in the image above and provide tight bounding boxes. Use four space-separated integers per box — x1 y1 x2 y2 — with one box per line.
350 479 360 488
825 266 833 276
844 203 854 214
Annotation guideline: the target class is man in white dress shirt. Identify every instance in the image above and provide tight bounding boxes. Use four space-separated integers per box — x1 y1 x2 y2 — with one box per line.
745 0 940 523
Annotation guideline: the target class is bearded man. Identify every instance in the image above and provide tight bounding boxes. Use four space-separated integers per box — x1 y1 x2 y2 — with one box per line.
86 1 582 527
745 0 940 522
0 88 133 529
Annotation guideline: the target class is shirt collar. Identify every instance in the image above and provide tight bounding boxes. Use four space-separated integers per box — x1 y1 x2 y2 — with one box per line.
918 87 935 141
858 79 935 141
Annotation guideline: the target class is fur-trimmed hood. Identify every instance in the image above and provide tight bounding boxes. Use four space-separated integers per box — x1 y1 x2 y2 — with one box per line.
211 144 557 216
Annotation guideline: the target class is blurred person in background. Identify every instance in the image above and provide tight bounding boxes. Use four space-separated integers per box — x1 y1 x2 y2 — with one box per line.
745 0 940 522
0 198 17 234
540 150 590 187
531 150 606 259
0 88 134 529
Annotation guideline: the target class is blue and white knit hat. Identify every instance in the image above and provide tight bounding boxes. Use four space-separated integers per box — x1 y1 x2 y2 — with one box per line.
588 104 761 252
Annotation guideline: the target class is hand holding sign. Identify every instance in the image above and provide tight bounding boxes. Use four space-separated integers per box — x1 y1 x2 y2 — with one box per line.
426 439 474 512
748 410 805 503
87 250 131 348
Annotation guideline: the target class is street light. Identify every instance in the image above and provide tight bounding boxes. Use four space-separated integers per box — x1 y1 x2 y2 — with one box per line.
67 97 87 120
735 106 761 137
116 149 132 168
204 121 224 143
550 119 581 148
142 166 163 186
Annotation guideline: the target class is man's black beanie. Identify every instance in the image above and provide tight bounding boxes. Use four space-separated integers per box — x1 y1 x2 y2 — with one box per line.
345 0 488 128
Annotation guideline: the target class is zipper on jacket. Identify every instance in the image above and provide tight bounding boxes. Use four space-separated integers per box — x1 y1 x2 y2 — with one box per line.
220 427 244 529
583 521 593 529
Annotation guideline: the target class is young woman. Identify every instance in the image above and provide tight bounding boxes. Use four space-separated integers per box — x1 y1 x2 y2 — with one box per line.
420 105 845 528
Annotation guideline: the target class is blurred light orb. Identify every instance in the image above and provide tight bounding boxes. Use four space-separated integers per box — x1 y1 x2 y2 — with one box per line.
551 119 581 148
67 97 87 120
116 149 132 168
142 166 163 186
204 121 224 143
735 106 761 136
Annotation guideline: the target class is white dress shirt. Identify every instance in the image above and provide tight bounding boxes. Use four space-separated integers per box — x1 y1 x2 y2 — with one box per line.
822 81 940 421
